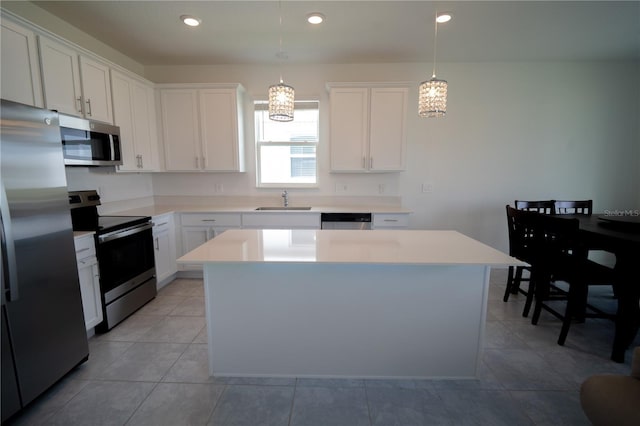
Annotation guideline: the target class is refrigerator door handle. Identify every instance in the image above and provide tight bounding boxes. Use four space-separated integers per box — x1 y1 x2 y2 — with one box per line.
0 183 19 304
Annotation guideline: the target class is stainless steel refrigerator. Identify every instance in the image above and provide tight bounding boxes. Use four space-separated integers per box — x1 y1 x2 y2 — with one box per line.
1 99 89 422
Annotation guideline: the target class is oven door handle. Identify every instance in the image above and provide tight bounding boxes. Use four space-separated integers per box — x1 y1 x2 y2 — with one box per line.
98 223 152 243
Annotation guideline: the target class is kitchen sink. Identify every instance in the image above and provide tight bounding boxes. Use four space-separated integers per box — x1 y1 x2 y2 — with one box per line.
254 207 312 211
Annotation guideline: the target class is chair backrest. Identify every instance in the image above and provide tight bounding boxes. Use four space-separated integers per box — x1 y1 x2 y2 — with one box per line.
555 200 593 215
514 200 555 214
506 205 540 261
507 205 581 268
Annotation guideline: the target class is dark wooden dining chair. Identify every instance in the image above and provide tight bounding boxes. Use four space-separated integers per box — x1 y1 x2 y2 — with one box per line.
503 200 555 305
514 200 555 214
529 212 615 345
555 199 593 215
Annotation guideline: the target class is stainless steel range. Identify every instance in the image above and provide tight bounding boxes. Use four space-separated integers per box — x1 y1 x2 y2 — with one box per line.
68 190 156 332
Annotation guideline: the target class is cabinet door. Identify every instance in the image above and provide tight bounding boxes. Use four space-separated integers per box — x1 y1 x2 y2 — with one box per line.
369 88 407 171
200 89 242 171
79 56 113 123
111 71 137 170
1 19 43 107
154 230 173 282
329 88 369 172
77 257 103 330
132 83 159 170
113 71 159 172
39 36 83 116
181 226 210 255
161 89 201 171
153 214 177 283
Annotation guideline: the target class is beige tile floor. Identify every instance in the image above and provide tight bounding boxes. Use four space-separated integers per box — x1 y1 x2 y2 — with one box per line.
6 270 639 425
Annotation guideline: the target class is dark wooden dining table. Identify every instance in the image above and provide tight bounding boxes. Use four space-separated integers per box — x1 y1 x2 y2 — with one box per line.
569 214 640 362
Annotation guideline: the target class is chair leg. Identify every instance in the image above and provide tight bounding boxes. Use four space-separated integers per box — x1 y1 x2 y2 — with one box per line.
531 273 549 324
558 286 579 345
503 266 515 302
513 266 524 294
522 273 536 317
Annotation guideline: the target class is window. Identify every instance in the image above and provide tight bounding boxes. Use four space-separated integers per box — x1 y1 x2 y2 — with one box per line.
255 100 319 187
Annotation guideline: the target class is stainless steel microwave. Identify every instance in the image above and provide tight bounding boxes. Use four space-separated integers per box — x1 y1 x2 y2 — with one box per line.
59 114 122 166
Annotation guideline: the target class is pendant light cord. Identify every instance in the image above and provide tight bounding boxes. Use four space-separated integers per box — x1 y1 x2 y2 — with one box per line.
278 0 284 83
432 13 438 79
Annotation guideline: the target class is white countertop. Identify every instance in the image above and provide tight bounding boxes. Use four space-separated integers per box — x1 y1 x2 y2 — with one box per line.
113 205 412 217
178 229 524 266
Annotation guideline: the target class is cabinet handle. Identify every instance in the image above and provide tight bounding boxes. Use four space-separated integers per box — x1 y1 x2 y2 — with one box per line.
139 155 144 168
370 157 373 169
76 247 91 253
154 237 159 250
362 156 366 168
383 219 398 222
85 98 92 116
153 222 168 227
201 219 217 222
195 157 199 168
201 157 206 169
76 97 83 113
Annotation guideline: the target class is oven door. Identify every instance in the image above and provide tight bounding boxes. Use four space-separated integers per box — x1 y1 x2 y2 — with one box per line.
96 223 155 303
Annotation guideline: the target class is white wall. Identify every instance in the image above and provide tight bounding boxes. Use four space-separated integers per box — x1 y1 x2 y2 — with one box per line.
65 167 154 213
146 60 639 251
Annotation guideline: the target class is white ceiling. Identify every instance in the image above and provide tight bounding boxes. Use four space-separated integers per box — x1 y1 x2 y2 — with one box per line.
28 1 640 66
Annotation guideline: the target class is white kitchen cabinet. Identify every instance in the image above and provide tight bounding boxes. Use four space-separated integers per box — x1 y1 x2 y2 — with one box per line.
112 70 160 171
0 18 43 107
39 36 113 123
372 213 410 229
241 212 321 229
160 85 244 172
180 213 242 270
74 233 103 331
329 85 408 172
152 213 177 287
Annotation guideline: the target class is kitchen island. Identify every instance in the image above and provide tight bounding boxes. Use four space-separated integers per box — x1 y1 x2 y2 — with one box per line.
178 229 523 379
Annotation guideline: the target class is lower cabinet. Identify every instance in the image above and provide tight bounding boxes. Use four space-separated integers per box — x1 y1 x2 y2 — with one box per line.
180 213 242 270
74 233 103 331
152 213 177 286
372 213 410 229
241 213 321 229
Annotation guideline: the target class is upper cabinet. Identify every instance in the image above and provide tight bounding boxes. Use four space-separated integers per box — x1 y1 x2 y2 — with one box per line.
39 36 113 123
0 18 43 107
111 70 160 171
329 84 408 172
159 84 245 172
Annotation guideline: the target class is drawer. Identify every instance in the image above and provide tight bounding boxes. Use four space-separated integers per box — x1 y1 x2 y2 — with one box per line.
74 233 96 260
372 213 409 228
181 213 241 227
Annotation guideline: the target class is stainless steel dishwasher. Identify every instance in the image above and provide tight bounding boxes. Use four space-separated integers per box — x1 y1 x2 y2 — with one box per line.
320 213 372 230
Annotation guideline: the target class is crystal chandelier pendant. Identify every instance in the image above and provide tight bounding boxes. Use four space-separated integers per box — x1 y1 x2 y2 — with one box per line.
418 76 448 118
268 80 295 122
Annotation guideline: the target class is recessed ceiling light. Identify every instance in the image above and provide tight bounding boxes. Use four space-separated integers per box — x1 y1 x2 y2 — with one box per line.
180 15 201 27
307 13 325 25
436 13 452 24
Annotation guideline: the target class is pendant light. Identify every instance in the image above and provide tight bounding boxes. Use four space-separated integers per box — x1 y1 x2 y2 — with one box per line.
418 12 450 118
269 1 295 122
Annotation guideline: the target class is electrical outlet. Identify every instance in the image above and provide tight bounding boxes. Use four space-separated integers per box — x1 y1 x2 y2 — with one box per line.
421 182 434 193
378 184 386 194
335 183 348 193
215 183 224 193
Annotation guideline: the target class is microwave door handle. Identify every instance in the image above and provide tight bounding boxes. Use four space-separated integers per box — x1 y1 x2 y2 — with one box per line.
0 183 19 304
110 136 116 161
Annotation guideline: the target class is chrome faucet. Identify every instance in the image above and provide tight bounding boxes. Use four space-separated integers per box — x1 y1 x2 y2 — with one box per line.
282 190 289 207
